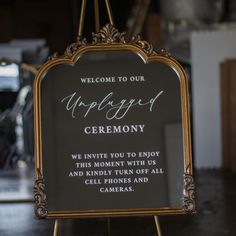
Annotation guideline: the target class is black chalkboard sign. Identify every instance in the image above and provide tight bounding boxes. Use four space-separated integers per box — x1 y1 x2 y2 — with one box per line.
34 25 196 219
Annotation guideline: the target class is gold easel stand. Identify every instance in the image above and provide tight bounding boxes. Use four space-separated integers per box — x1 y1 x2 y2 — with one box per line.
77 0 114 39
53 0 162 235
53 219 59 236
154 216 162 236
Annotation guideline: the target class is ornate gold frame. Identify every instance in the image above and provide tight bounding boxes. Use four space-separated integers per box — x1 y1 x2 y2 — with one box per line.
34 24 196 219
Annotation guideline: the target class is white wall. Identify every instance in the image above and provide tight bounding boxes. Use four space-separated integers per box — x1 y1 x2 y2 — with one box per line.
191 30 236 168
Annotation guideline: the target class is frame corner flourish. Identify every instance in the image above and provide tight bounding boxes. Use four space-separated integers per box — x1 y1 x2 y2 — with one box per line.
34 169 48 219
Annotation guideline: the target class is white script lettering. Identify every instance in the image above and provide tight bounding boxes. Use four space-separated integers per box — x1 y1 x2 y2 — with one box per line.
60 91 163 120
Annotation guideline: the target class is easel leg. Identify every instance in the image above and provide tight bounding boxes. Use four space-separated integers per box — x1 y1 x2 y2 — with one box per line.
106 218 111 236
154 216 162 236
53 219 59 236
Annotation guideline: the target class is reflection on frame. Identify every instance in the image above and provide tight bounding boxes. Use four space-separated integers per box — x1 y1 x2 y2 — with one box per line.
0 58 37 202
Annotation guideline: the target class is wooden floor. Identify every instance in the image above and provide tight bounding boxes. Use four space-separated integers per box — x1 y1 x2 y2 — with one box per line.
0 170 236 236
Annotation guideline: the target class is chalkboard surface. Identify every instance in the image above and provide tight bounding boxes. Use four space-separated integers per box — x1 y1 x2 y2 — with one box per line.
34 38 195 218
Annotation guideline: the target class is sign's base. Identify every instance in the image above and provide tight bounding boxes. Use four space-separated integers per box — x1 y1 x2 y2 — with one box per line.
52 217 162 236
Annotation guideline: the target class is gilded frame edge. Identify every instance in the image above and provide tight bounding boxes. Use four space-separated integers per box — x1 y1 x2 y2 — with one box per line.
33 24 196 219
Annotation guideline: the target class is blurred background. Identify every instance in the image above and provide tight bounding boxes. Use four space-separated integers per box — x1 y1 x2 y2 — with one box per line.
0 0 236 235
